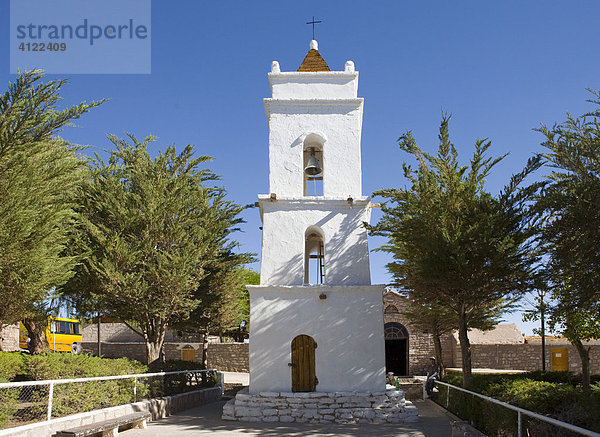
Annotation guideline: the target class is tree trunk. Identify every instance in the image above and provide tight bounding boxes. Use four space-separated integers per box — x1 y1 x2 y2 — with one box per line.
457 311 472 387
145 341 162 366
22 318 48 354
143 318 167 367
432 329 445 378
201 330 209 369
541 310 546 372
572 338 591 393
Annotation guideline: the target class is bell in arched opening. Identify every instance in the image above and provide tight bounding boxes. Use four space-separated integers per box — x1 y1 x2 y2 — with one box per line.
304 152 322 176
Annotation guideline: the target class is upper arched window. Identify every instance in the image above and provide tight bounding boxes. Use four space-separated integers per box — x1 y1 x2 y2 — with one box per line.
304 226 325 284
384 305 400 314
302 133 325 196
384 322 409 339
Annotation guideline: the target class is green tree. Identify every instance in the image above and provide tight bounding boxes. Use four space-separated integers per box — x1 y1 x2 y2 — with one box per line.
401 300 455 375
173 266 257 367
0 70 102 352
63 134 252 364
536 91 600 391
548 292 599 392
521 276 551 371
237 268 259 328
370 114 540 386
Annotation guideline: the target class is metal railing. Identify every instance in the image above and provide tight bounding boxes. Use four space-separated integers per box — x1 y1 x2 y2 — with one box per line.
0 369 223 431
435 380 600 437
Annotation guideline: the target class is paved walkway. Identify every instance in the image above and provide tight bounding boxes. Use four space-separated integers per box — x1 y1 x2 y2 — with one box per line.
222 371 250 385
125 399 453 437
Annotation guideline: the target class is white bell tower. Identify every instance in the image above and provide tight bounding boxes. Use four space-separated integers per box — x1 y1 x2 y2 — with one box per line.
248 40 386 394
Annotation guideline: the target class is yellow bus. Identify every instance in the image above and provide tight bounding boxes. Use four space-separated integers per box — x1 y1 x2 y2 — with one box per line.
19 317 83 353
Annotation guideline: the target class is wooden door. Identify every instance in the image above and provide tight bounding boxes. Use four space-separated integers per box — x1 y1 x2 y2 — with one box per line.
291 335 317 392
552 348 568 371
182 348 195 362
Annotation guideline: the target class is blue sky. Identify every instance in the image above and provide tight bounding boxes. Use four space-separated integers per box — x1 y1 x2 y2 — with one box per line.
2 1 600 335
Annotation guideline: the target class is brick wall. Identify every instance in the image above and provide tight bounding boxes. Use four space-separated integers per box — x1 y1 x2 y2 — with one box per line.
206 343 249 372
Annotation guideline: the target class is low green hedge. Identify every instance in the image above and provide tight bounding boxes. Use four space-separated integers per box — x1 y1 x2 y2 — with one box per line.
0 353 26 382
437 372 600 436
0 352 148 426
25 353 147 380
150 359 205 372
0 353 218 425
0 351 148 381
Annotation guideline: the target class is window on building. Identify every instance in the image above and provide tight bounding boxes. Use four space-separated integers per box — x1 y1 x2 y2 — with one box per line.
384 322 409 339
304 227 325 284
384 305 400 314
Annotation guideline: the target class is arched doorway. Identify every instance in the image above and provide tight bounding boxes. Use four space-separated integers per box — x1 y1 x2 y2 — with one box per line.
384 322 409 376
291 335 317 392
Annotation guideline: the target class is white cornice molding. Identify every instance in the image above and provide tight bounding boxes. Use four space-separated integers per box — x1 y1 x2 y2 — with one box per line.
258 194 370 205
264 98 363 117
268 71 359 80
247 284 386 294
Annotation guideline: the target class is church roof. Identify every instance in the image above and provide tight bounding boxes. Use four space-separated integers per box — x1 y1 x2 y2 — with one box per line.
453 323 525 345
298 41 330 72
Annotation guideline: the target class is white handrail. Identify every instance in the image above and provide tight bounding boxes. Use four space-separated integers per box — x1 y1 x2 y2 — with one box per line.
0 369 216 388
435 380 600 437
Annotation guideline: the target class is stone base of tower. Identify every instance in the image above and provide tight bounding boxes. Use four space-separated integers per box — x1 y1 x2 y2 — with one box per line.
222 388 418 424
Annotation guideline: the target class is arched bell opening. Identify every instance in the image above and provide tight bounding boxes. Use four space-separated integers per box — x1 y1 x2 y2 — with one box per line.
304 226 325 285
303 133 325 196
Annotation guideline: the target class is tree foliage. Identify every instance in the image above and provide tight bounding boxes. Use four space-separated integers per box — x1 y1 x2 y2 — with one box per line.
63 134 252 364
536 91 600 391
370 114 540 386
401 300 455 373
0 70 103 351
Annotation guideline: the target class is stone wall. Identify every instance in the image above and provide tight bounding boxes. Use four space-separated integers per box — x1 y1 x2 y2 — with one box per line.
82 323 202 343
383 292 454 375
207 343 249 372
222 388 417 424
81 342 203 364
456 343 600 374
0 324 20 352
81 340 248 368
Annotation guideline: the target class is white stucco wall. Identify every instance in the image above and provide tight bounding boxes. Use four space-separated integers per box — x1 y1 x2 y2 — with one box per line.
269 71 359 100
258 197 372 286
264 85 363 198
249 49 385 394
248 285 386 394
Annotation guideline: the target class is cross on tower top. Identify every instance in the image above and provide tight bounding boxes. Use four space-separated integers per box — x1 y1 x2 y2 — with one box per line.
306 16 322 41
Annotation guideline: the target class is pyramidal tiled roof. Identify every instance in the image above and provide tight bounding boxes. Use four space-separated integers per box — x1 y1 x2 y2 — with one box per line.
297 40 330 72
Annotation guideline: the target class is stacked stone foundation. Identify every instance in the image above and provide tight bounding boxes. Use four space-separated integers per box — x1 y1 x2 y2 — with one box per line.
222 388 418 424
